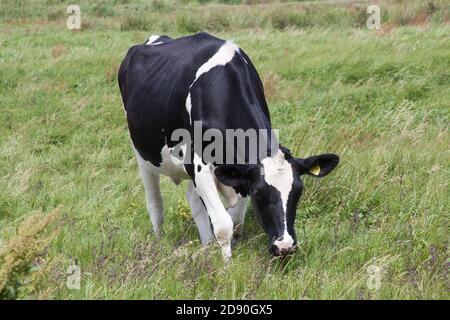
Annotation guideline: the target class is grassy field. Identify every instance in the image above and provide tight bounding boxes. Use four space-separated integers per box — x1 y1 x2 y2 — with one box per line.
0 0 449 299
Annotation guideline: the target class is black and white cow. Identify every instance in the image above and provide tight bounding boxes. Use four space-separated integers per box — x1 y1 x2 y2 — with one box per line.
118 32 339 259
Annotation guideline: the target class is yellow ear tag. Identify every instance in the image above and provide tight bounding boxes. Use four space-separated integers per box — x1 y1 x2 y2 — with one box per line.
309 164 320 176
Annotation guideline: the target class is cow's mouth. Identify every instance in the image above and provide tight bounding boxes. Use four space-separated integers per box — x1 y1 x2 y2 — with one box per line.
269 243 297 257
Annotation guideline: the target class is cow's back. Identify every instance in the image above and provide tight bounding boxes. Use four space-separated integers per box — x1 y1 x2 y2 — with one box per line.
118 32 272 173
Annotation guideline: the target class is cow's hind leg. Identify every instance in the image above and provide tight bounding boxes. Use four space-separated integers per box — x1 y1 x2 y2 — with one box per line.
135 151 164 236
228 198 248 245
186 181 214 245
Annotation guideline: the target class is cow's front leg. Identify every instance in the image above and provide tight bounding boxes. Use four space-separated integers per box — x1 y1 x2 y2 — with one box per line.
193 162 233 260
135 150 164 237
186 181 214 245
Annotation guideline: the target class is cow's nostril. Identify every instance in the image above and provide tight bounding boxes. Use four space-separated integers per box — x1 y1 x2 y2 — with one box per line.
270 243 296 256
279 247 290 254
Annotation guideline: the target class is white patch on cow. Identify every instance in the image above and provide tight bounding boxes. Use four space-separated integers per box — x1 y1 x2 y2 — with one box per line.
185 41 239 123
133 147 164 236
261 149 294 247
193 153 233 259
194 41 238 80
261 150 293 212
132 144 189 180
146 35 160 45
274 231 294 250
186 93 192 121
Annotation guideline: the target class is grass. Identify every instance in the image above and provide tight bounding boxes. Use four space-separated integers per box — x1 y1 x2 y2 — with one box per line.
0 0 449 299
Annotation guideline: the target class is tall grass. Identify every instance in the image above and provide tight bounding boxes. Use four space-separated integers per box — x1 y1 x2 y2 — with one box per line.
1 0 448 31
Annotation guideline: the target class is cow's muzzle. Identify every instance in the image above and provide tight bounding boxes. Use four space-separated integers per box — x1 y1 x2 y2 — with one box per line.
270 237 297 256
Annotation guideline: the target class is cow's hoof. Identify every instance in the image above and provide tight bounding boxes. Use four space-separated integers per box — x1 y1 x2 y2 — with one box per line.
221 245 232 262
218 240 232 261
200 238 214 247
153 229 164 239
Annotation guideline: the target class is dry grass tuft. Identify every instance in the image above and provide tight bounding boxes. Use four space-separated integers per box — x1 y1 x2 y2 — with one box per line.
0 207 61 299
51 44 68 59
262 71 281 102
105 61 119 83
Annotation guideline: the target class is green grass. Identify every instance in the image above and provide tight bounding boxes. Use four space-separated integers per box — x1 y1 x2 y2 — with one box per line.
0 0 449 299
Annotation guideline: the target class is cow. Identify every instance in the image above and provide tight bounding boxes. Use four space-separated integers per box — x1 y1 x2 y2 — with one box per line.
118 32 339 260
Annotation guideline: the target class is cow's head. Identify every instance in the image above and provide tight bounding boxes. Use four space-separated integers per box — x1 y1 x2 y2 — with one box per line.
214 148 339 256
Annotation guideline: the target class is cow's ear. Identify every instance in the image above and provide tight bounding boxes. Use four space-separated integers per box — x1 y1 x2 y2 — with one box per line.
214 164 258 187
294 154 339 178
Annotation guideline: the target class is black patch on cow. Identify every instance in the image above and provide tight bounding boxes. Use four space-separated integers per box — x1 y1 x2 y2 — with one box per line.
119 32 275 173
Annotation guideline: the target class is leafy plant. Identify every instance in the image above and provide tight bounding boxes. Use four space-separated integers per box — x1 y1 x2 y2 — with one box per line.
0 207 60 299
